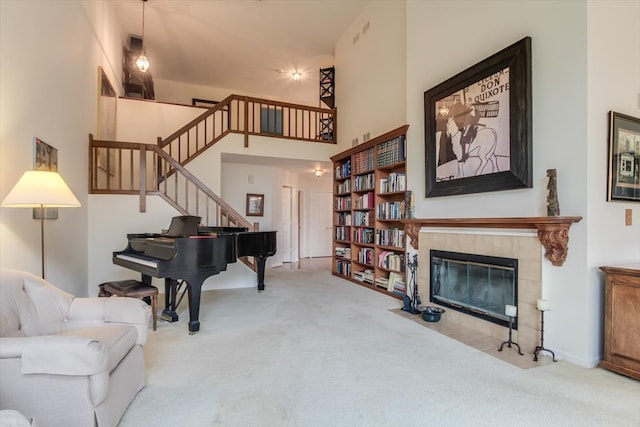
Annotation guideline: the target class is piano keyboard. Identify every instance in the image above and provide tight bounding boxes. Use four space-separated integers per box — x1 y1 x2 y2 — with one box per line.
115 254 158 268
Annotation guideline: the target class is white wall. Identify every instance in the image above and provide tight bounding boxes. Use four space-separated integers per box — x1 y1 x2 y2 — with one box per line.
0 0 122 295
332 0 639 366
586 0 640 360
398 0 637 367
335 1 406 148
154 78 317 108
403 0 592 365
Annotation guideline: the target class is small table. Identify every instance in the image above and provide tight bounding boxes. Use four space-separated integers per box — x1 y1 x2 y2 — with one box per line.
99 280 158 331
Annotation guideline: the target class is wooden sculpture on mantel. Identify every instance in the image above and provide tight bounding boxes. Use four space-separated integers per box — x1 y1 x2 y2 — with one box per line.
546 168 560 216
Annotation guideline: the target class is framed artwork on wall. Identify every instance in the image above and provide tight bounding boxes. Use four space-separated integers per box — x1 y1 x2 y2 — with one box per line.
424 36 532 197
607 111 640 202
33 137 58 219
246 193 264 216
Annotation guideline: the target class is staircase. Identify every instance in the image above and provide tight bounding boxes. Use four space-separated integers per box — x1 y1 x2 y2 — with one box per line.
89 94 336 267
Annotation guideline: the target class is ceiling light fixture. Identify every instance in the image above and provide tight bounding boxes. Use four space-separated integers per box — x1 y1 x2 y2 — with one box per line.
292 71 302 81
136 0 150 73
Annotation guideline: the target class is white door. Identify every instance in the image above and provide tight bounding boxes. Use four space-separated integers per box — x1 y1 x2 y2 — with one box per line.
280 186 292 262
309 191 332 257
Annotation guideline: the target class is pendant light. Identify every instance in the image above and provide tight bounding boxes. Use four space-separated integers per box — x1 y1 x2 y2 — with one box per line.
136 0 150 72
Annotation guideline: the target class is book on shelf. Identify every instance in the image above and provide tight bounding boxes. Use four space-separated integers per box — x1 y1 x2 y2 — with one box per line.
387 272 398 292
375 277 389 289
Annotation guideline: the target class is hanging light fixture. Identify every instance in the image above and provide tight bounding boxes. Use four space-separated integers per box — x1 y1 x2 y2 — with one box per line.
136 0 150 72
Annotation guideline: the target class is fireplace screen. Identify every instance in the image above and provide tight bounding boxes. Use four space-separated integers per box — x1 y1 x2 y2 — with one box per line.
430 250 517 328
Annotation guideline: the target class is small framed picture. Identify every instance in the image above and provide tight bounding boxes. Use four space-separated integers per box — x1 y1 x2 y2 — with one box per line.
246 193 264 216
33 137 59 220
607 111 640 202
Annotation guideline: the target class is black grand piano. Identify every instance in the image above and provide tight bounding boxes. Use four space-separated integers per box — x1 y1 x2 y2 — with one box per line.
113 216 276 333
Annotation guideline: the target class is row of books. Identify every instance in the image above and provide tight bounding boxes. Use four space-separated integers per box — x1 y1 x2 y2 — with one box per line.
376 201 406 220
334 246 351 259
336 259 351 277
354 192 374 209
379 173 406 194
335 160 351 179
334 196 351 210
378 251 406 272
336 212 351 225
376 228 406 248
336 179 351 194
353 173 374 192
353 227 374 244
387 272 406 295
353 268 374 284
353 210 373 227
376 135 406 168
358 247 374 265
352 147 374 175
334 226 350 241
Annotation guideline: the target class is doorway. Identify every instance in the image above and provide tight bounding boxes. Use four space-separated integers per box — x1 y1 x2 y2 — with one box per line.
308 190 332 257
280 186 296 264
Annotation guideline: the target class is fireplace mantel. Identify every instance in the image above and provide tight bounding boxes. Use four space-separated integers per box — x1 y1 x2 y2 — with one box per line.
401 216 582 267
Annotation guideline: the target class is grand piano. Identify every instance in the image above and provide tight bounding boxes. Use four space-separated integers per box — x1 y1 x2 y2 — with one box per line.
113 216 276 333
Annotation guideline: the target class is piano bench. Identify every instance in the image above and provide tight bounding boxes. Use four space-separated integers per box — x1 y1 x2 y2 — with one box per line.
98 280 158 331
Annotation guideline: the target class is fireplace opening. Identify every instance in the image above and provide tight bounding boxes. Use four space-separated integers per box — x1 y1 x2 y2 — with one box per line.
430 250 518 329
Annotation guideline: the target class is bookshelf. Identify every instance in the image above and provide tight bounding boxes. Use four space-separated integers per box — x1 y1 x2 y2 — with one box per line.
331 125 409 299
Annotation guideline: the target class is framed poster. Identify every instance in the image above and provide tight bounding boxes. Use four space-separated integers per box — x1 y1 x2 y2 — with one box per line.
246 193 264 216
33 137 58 219
607 111 640 201
424 37 532 197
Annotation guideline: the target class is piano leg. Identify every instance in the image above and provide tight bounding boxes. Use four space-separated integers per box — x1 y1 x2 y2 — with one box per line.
256 255 267 291
161 278 179 322
186 282 201 333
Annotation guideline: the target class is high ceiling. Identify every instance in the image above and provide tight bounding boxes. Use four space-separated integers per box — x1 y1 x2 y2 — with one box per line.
112 0 368 104
112 0 366 175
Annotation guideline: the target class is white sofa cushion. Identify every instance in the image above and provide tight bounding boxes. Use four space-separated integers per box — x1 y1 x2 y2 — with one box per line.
0 270 72 337
58 326 138 373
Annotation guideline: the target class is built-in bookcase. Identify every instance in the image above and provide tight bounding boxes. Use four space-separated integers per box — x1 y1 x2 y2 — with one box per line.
331 125 408 299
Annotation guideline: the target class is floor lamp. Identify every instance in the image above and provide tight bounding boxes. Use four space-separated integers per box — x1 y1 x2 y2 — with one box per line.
2 170 81 278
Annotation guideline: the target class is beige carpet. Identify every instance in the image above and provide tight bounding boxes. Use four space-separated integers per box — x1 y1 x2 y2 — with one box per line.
119 267 640 427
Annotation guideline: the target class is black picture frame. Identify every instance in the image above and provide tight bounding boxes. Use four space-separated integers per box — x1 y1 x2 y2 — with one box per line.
246 193 264 216
607 111 640 202
424 37 532 197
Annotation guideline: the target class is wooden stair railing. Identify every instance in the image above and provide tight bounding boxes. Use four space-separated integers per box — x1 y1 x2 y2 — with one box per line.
89 135 257 270
158 94 336 170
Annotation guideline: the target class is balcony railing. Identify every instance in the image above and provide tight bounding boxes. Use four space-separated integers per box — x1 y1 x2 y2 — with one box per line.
158 94 336 167
89 136 253 230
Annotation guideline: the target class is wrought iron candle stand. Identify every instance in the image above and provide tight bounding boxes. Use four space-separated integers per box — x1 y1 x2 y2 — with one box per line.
402 254 421 315
498 305 524 355
533 299 557 362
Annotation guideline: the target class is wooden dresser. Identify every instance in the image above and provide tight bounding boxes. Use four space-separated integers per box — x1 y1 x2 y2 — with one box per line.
599 264 640 380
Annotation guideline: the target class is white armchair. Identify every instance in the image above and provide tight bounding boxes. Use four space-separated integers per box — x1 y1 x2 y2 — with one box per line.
0 269 151 427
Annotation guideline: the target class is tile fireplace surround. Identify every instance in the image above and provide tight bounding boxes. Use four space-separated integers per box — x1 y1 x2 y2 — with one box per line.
416 230 542 354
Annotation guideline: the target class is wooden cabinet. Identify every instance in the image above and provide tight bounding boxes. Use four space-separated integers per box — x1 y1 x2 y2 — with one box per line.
599 264 640 380
331 125 409 299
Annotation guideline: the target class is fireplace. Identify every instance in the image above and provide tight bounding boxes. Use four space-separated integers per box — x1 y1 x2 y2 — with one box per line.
430 250 518 329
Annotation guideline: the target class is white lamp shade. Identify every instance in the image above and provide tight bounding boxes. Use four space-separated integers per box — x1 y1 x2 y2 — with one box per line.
2 170 81 208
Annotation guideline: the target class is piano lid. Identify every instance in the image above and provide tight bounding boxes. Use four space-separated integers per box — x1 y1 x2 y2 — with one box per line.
164 215 201 237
